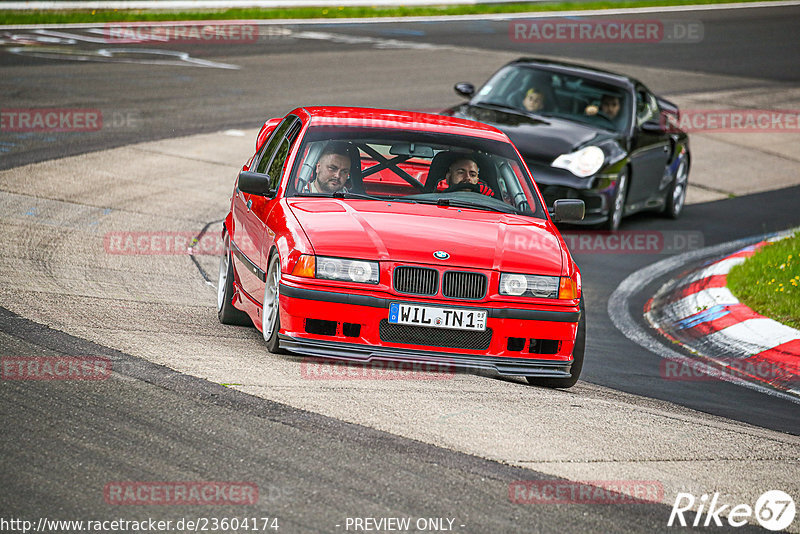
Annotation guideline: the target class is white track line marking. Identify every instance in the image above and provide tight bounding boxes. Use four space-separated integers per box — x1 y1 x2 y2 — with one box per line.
5 46 240 69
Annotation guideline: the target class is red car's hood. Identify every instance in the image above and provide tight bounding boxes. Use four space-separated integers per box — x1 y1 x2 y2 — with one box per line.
287 199 563 275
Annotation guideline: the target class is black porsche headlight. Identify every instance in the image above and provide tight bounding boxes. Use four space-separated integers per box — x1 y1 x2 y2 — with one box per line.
552 146 605 178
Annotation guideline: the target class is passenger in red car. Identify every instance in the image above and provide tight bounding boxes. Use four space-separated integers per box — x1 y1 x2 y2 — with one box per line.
306 143 351 194
437 157 495 197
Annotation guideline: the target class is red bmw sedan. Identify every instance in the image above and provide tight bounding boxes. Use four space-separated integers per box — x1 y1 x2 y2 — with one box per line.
218 107 586 387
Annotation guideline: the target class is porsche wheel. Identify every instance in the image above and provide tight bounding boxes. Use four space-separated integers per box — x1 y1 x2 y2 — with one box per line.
664 155 689 219
526 298 585 389
603 169 628 231
262 251 285 354
217 234 251 326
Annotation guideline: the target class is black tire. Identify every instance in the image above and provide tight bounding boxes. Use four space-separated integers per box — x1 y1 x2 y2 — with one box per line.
602 168 628 231
217 234 252 326
663 155 689 219
526 298 586 389
262 251 286 354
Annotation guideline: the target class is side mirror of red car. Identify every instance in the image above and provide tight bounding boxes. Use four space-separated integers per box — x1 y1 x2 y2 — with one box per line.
552 199 585 223
238 171 276 198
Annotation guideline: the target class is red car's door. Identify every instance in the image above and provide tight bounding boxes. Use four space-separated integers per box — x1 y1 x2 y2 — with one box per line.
231 189 269 302
231 116 301 303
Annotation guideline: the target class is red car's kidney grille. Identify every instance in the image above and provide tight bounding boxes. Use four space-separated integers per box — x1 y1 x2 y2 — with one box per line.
393 266 438 296
379 320 492 350
442 271 487 300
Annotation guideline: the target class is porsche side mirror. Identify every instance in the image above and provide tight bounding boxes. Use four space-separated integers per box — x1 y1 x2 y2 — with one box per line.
553 199 585 222
454 82 475 99
238 171 275 198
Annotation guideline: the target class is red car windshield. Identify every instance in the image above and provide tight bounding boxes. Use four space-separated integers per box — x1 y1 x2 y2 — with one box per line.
287 126 546 219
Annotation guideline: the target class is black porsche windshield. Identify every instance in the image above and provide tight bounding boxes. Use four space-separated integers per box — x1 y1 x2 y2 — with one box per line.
287 126 545 219
472 65 631 132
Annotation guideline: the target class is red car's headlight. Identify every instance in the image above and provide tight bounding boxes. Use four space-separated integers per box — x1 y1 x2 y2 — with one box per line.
292 254 379 284
499 273 558 298
499 273 578 300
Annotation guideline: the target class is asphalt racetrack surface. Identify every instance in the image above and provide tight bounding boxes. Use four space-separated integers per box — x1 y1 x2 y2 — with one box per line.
2 5 800 533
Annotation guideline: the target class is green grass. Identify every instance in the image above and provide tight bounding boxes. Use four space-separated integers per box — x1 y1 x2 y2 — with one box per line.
727 232 800 329
0 0 779 25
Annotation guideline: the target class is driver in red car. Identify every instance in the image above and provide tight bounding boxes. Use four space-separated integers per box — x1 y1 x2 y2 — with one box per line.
437 156 495 197
302 142 351 195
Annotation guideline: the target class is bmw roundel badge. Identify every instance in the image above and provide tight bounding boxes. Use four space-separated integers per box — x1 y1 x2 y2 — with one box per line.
433 251 450 260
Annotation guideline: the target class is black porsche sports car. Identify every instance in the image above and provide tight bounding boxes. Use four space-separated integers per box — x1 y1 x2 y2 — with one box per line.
442 58 690 230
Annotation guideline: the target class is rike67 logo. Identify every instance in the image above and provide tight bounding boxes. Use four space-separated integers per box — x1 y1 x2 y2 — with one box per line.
668 490 795 531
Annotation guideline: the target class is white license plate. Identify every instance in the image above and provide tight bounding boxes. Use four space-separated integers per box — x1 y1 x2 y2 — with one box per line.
388 302 487 331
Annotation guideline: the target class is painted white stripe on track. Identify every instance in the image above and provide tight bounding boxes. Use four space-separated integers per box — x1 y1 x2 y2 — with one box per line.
292 30 439 49
665 287 740 321
705 318 800 355
683 256 747 284
33 28 112 43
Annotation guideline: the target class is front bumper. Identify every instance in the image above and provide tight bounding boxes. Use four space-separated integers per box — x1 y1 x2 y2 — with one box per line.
277 281 580 378
279 335 573 377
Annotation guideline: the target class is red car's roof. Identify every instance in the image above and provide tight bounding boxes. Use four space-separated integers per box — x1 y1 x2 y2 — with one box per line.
295 106 510 143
